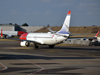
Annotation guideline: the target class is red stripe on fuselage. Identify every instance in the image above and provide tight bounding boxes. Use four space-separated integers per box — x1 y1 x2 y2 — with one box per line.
19 33 28 40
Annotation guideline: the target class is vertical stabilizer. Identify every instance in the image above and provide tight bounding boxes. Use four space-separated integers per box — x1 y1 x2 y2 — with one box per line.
95 30 100 37
57 11 71 36
1 29 3 38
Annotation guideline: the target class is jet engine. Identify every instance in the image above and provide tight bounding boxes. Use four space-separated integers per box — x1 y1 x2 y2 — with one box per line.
20 41 29 47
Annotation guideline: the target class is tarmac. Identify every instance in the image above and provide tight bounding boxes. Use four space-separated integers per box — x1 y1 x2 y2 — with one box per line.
0 40 100 75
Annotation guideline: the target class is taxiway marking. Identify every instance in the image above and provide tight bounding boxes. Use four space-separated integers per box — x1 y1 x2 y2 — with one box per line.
15 57 45 75
0 63 8 71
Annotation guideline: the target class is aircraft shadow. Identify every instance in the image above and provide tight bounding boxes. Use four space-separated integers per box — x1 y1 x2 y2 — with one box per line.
0 54 99 60
43 46 100 51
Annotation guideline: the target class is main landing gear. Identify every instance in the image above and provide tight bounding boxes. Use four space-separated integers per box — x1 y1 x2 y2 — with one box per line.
24 42 55 49
33 44 55 49
34 44 39 49
48 45 55 48
25 42 30 47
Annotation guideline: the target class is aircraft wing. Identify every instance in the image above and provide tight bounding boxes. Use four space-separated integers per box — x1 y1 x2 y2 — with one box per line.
68 37 97 41
69 33 88 36
68 33 97 41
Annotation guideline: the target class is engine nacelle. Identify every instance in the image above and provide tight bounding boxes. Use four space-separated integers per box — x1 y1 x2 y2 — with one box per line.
20 41 29 47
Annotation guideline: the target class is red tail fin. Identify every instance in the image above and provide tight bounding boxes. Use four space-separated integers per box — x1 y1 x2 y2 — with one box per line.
95 30 100 37
1 29 3 38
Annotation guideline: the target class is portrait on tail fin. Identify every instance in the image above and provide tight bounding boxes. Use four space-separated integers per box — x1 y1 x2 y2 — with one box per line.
57 11 71 36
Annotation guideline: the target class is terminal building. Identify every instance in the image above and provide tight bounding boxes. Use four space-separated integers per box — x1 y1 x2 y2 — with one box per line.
0 25 43 32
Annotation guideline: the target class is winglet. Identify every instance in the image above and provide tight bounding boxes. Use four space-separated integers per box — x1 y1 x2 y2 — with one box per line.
1 29 3 38
68 11 71 15
95 30 100 37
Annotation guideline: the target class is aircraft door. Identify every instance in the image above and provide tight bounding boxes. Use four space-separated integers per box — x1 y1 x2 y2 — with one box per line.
54 35 57 42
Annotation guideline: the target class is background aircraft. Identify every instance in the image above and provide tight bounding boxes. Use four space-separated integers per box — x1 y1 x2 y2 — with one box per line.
92 30 100 42
0 30 27 38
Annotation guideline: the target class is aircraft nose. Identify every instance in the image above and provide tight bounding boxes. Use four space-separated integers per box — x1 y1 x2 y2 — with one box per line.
19 33 28 40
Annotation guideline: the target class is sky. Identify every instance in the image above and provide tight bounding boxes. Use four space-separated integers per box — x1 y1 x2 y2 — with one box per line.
0 0 100 26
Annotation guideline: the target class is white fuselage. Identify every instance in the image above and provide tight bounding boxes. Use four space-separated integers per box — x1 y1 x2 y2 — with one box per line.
97 37 100 42
26 33 67 45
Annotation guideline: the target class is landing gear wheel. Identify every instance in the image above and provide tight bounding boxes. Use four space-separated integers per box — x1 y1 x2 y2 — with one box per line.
34 44 39 49
25 42 29 47
49 45 55 48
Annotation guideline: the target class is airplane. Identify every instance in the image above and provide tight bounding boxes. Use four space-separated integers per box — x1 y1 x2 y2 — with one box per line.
0 30 27 38
79 30 100 42
9 11 71 49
